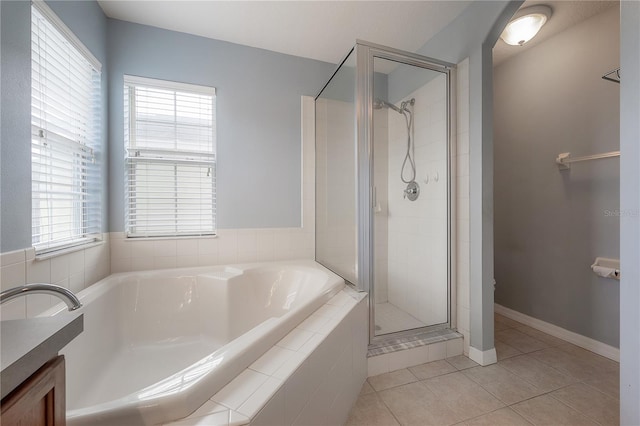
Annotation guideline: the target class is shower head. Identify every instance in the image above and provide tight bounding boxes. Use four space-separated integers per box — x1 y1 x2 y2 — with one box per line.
373 98 403 114
401 98 415 111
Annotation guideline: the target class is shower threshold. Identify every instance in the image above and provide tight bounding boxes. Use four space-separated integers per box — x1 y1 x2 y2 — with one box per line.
368 325 461 357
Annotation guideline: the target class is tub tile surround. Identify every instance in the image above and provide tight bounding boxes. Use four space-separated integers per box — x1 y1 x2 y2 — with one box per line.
0 234 111 320
110 228 315 274
163 288 368 426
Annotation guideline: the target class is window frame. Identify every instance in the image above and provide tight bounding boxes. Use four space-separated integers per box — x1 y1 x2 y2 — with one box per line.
30 0 102 255
123 75 217 239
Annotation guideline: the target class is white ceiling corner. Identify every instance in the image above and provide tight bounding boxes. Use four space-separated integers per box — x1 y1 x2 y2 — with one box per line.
97 0 473 65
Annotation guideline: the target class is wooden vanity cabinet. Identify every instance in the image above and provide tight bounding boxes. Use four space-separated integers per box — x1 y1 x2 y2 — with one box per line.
1 356 65 426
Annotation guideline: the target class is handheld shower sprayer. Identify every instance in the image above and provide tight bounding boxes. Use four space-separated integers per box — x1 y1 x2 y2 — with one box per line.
373 97 418 197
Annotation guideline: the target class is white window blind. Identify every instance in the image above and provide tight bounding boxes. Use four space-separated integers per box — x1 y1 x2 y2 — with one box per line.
124 76 216 238
31 2 102 254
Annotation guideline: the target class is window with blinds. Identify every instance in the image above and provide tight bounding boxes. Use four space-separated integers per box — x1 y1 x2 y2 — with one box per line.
31 1 102 254
124 76 216 238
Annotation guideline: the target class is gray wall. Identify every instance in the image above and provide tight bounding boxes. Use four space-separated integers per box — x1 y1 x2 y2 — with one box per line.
0 0 108 252
1 1 335 250
1 0 31 252
107 19 334 232
619 0 640 422
413 0 522 354
493 6 620 347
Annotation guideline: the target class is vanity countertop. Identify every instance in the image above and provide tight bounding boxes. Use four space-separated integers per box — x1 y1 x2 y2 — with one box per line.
1 312 83 400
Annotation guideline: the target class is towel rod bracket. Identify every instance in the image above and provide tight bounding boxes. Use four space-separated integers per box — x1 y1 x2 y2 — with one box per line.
556 152 571 170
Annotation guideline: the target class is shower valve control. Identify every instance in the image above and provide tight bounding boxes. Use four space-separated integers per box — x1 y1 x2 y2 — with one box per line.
403 181 420 201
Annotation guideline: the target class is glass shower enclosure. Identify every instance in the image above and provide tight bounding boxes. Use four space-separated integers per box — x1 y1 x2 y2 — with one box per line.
315 41 455 344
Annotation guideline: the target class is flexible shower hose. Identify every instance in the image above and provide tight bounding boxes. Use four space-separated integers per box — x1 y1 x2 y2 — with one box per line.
400 104 416 184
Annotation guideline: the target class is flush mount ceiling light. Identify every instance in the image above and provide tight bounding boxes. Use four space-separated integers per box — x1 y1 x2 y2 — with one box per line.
500 5 552 46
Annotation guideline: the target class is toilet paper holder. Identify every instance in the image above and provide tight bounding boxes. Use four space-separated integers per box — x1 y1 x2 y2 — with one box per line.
591 257 620 280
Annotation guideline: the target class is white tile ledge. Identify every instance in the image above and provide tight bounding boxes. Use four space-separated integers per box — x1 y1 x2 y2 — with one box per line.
123 234 219 242
34 239 105 261
165 288 365 426
116 228 309 242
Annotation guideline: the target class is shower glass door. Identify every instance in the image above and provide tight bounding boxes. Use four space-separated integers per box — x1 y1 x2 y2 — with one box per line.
367 51 451 337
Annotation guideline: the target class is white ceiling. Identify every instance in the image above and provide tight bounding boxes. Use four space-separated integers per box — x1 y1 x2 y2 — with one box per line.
97 1 472 65
493 0 618 66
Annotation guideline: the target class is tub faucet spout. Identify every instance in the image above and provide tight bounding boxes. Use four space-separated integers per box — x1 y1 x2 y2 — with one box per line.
1 283 82 311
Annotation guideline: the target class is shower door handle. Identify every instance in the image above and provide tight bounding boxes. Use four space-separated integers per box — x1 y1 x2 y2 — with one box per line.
373 187 382 213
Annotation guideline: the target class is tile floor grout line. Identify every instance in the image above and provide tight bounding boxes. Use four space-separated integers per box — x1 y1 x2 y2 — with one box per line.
497 352 580 385
509 404 540 426
494 335 551 355
444 357 478 371
367 367 458 393
502 382 573 408
416 370 472 385
490 358 561 394
373 386 405 426
546 390 607 425
462 406 535 426
366 376 418 393
579 378 620 401
470 378 541 408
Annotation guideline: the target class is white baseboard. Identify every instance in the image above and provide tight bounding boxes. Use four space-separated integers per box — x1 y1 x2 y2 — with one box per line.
468 347 497 366
494 303 620 362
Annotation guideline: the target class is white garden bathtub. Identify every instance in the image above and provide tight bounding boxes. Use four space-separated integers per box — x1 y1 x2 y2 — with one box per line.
42 260 344 425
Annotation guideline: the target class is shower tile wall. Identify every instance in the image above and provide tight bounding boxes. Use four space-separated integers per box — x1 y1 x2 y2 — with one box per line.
385 75 448 327
455 58 471 355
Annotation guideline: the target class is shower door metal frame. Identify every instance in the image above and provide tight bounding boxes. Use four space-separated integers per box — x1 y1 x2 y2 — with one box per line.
354 40 457 345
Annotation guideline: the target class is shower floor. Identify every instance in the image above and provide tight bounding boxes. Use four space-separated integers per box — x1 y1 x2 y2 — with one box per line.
375 302 427 335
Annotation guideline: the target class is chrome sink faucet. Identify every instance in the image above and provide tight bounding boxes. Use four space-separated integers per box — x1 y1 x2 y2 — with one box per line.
1 283 82 311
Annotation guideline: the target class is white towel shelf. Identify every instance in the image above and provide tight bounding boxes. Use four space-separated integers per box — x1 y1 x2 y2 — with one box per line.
556 151 620 170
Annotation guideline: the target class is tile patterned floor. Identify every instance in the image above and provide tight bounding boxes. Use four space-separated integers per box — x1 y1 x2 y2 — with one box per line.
347 314 619 426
